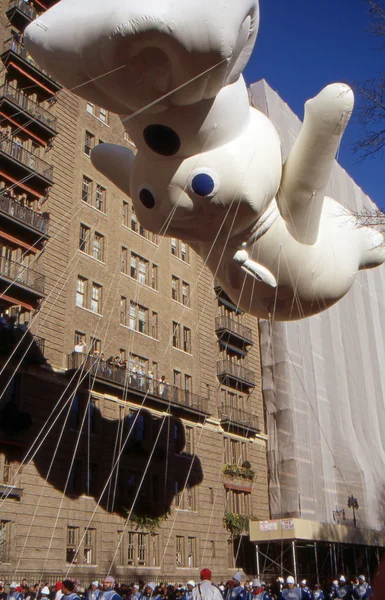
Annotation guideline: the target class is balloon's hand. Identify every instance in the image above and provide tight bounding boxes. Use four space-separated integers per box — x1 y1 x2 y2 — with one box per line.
234 250 277 288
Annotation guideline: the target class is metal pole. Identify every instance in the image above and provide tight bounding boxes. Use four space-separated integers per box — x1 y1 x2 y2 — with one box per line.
292 541 298 582
353 546 357 575
314 542 319 583
330 544 334 579
365 546 370 583
255 544 260 579
333 543 338 576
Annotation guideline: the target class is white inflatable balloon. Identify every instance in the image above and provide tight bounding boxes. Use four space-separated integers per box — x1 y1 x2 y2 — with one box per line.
25 0 385 320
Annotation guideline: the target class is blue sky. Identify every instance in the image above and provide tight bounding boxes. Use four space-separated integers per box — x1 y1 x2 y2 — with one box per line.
243 0 384 209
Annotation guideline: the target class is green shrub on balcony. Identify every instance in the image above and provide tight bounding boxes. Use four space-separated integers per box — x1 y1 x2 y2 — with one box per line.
222 463 255 480
223 512 249 538
122 502 172 534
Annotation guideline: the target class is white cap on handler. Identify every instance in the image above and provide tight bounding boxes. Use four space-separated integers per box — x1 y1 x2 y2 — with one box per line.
286 577 295 584
232 572 243 583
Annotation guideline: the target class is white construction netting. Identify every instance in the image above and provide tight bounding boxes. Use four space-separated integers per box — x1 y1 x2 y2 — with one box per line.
250 80 385 532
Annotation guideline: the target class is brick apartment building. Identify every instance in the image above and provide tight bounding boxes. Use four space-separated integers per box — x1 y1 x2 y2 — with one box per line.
0 0 269 582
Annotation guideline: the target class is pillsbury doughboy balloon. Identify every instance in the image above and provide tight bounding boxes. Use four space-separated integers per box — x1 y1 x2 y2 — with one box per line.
25 0 385 320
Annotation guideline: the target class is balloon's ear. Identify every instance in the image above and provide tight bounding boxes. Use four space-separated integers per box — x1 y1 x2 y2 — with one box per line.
91 143 135 197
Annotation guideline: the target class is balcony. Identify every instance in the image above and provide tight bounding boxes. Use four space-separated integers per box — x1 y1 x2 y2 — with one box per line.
6 0 39 30
0 83 57 140
0 136 53 194
1 38 62 98
0 256 45 305
67 352 210 417
0 326 45 363
219 403 260 434
0 193 49 241
217 359 255 389
215 316 253 353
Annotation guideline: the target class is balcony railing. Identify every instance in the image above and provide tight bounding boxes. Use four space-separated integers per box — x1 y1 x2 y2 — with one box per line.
7 0 38 22
0 136 53 182
0 83 57 130
0 193 49 235
0 326 45 361
2 38 61 87
0 256 45 294
219 403 260 433
217 359 255 387
215 315 253 345
67 352 210 415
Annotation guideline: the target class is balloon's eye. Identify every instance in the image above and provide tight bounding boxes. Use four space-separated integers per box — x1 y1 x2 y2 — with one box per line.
143 124 181 156
139 188 155 209
191 173 215 197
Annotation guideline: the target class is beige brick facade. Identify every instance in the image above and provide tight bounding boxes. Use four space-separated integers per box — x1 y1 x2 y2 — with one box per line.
0 0 269 583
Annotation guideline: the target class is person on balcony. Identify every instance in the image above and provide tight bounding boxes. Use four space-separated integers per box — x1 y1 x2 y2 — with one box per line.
74 338 86 353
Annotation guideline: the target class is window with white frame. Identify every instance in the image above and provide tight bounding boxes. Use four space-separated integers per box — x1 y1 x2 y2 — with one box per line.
82 175 92 203
176 535 184 566
182 281 190 307
187 536 196 567
129 302 148 335
172 321 180 349
95 184 106 212
122 200 129 227
83 528 95 564
120 531 157 566
120 296 127 325
183 326 191 353
91 283 102 313
0 520 9 563
66 525 79 564
84 130 95 157
76 276 87 308
92 233 104 261
79 223 90 253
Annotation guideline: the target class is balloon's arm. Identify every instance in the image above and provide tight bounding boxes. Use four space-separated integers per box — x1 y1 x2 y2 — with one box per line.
277 83 354 245
91 143 135 197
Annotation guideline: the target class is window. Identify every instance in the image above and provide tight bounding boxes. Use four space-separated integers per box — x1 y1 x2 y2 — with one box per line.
181 242 188 262
66 525 79 564
187 537 196 567
171 239 190 263
2 457 11 484
69 394 80 430
226 489 251 516
68 460 81 494
89 401 98 435
224 437 248 465
79 223 90 253
151 264 158 290
182 281 190 307
74 331 86 347
173 370 181 388
172 276 179 301
176 536 184 566
175 480 181 508
131 207 138 232
138 533 147 564
86 102 94 115
151 311 158 339
95 185 106 212
84 131 94 156
121 247 128 274
76 276 87 308
82 176 92 203
92 233 104 261
121 532 156 566
91 283 102 313
122 200 129 227
185 425 193 454
175 478 195 511
184 374 192 393
172 321 180 349
90 337 101 354
99 108 108 123
83 528 95 564
209 487 215 505
129 302 148 335
120 296 127 325
183 326 191 353
0 520 9 563
210 540 216 558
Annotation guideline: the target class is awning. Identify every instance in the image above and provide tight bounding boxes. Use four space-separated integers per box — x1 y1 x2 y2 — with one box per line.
249 517 385 547
0 169 42 198
9 62 54 96
219 339 247 357
217 295 244 315
0 294 34 310
0 110 47 146
0 229 39 253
